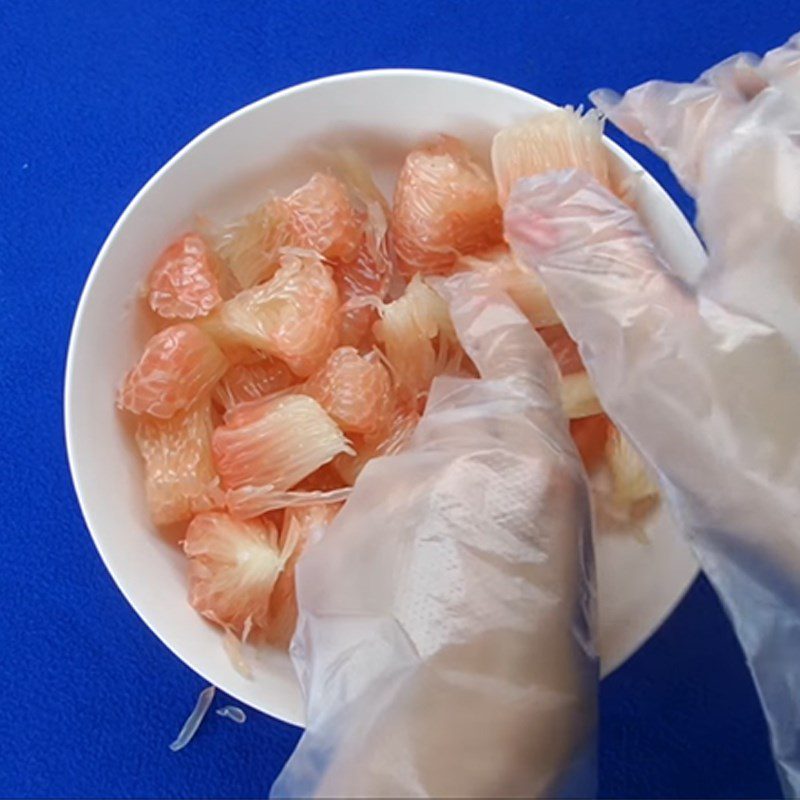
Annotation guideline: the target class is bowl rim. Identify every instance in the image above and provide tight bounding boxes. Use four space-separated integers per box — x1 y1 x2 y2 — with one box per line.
64 67 699 721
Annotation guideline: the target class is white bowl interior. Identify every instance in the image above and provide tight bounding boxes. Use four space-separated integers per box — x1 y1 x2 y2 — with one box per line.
65 70 701 727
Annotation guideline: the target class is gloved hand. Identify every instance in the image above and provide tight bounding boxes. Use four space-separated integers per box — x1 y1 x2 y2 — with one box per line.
271 273 597 798
506 32 800 796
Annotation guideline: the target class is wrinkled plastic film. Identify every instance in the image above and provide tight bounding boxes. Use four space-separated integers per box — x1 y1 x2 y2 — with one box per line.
594 35 800 348
271 275 597 798
590 34 799 197
507 35 800 794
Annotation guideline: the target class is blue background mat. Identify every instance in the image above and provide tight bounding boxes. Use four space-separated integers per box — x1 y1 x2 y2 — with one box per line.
2 1 798 796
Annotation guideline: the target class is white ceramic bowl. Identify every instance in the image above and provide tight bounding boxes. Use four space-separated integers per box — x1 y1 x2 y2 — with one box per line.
65 70 701 726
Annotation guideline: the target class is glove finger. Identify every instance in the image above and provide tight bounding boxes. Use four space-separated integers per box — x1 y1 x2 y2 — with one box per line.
504 169 796 486
761 31 800 99
694 91 800 347
591 33 800 198
591 75 751 197
428 271 581 466
433 272 560 390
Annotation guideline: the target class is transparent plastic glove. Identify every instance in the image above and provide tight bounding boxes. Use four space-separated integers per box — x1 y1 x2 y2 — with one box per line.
271 274 597 799
590 33 800 196
592 34 800 350
506 68 800 793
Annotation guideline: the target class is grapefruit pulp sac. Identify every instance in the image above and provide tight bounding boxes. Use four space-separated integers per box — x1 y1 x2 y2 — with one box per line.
147 234 222 320
392 135 503 276
135 399 221 525
118 323 228 419
302 346 393 435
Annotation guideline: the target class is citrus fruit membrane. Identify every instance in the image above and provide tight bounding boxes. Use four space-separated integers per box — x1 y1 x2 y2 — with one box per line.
117 112 658 654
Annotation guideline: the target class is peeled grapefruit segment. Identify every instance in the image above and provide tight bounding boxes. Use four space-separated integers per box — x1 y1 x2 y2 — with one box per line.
213 394 352 517
201 250 339 377
135 399 221 526
302 346 393 435
147 234 222 320
118 323 228 419
283 172 363 261
184 512 292 636
492 108 613 206
213 199 292 289
373 274 460 404
392 135 503 276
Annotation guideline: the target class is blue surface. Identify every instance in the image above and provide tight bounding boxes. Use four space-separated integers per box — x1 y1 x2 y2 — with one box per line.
1 1 796 797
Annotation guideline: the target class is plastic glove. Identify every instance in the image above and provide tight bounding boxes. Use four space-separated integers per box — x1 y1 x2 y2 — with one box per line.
589 34 799 196
505 34 800 795
271 274 597 798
